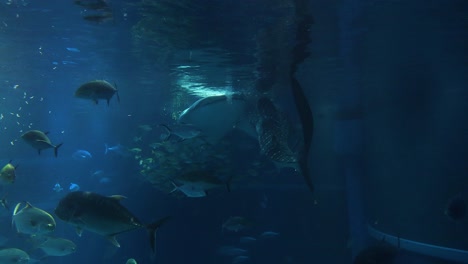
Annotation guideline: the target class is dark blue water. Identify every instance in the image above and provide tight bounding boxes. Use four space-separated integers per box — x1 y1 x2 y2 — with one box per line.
0 0 467 264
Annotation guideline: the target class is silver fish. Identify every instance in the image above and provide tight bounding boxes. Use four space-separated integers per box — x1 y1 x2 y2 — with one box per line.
159 124 201 141
21 130 63 157
37 237 76 256
12 202 56 235
104 144 132 157
222 216 251 233
72 149 92 160
54 191 169 252
170 181 206 198
0 248 29 263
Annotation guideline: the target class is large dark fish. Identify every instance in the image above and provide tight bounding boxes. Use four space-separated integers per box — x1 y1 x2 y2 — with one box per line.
54 191 169 252
289 0 315 193
21 130 63 157
82 12 114 24
75 80 120 105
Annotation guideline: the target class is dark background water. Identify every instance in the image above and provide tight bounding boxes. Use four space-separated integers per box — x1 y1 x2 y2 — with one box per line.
0 0 467 264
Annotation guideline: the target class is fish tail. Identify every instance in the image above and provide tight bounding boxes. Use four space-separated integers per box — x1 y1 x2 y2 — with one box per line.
159 124 172 141
147 216 170 254
169 181 179 193
104 144 108 154
54 143 63 158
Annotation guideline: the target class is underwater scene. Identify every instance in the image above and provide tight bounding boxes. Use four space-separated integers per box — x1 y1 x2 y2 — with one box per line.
0 0 467 263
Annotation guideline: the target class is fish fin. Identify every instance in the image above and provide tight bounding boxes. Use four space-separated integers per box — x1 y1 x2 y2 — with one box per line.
54 143 63 158
147 216 170 253
107 236 120 247
104 144 108 154
13 202 23 213
38 149 41 155
75 227 83 237
109 195 127 201
12 202 22 220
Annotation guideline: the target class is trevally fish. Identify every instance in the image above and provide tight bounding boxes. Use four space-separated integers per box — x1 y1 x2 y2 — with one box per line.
21 130 63 157
54 191 169 252
36 237 76 256
170 181 206 198
222 216 252 233
0 248 29 264
0 161 17 185
159 124 201 142
104 144 132 157
83 12 114 23
74 80 120 105
72 149 92 160
12 202 56 235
